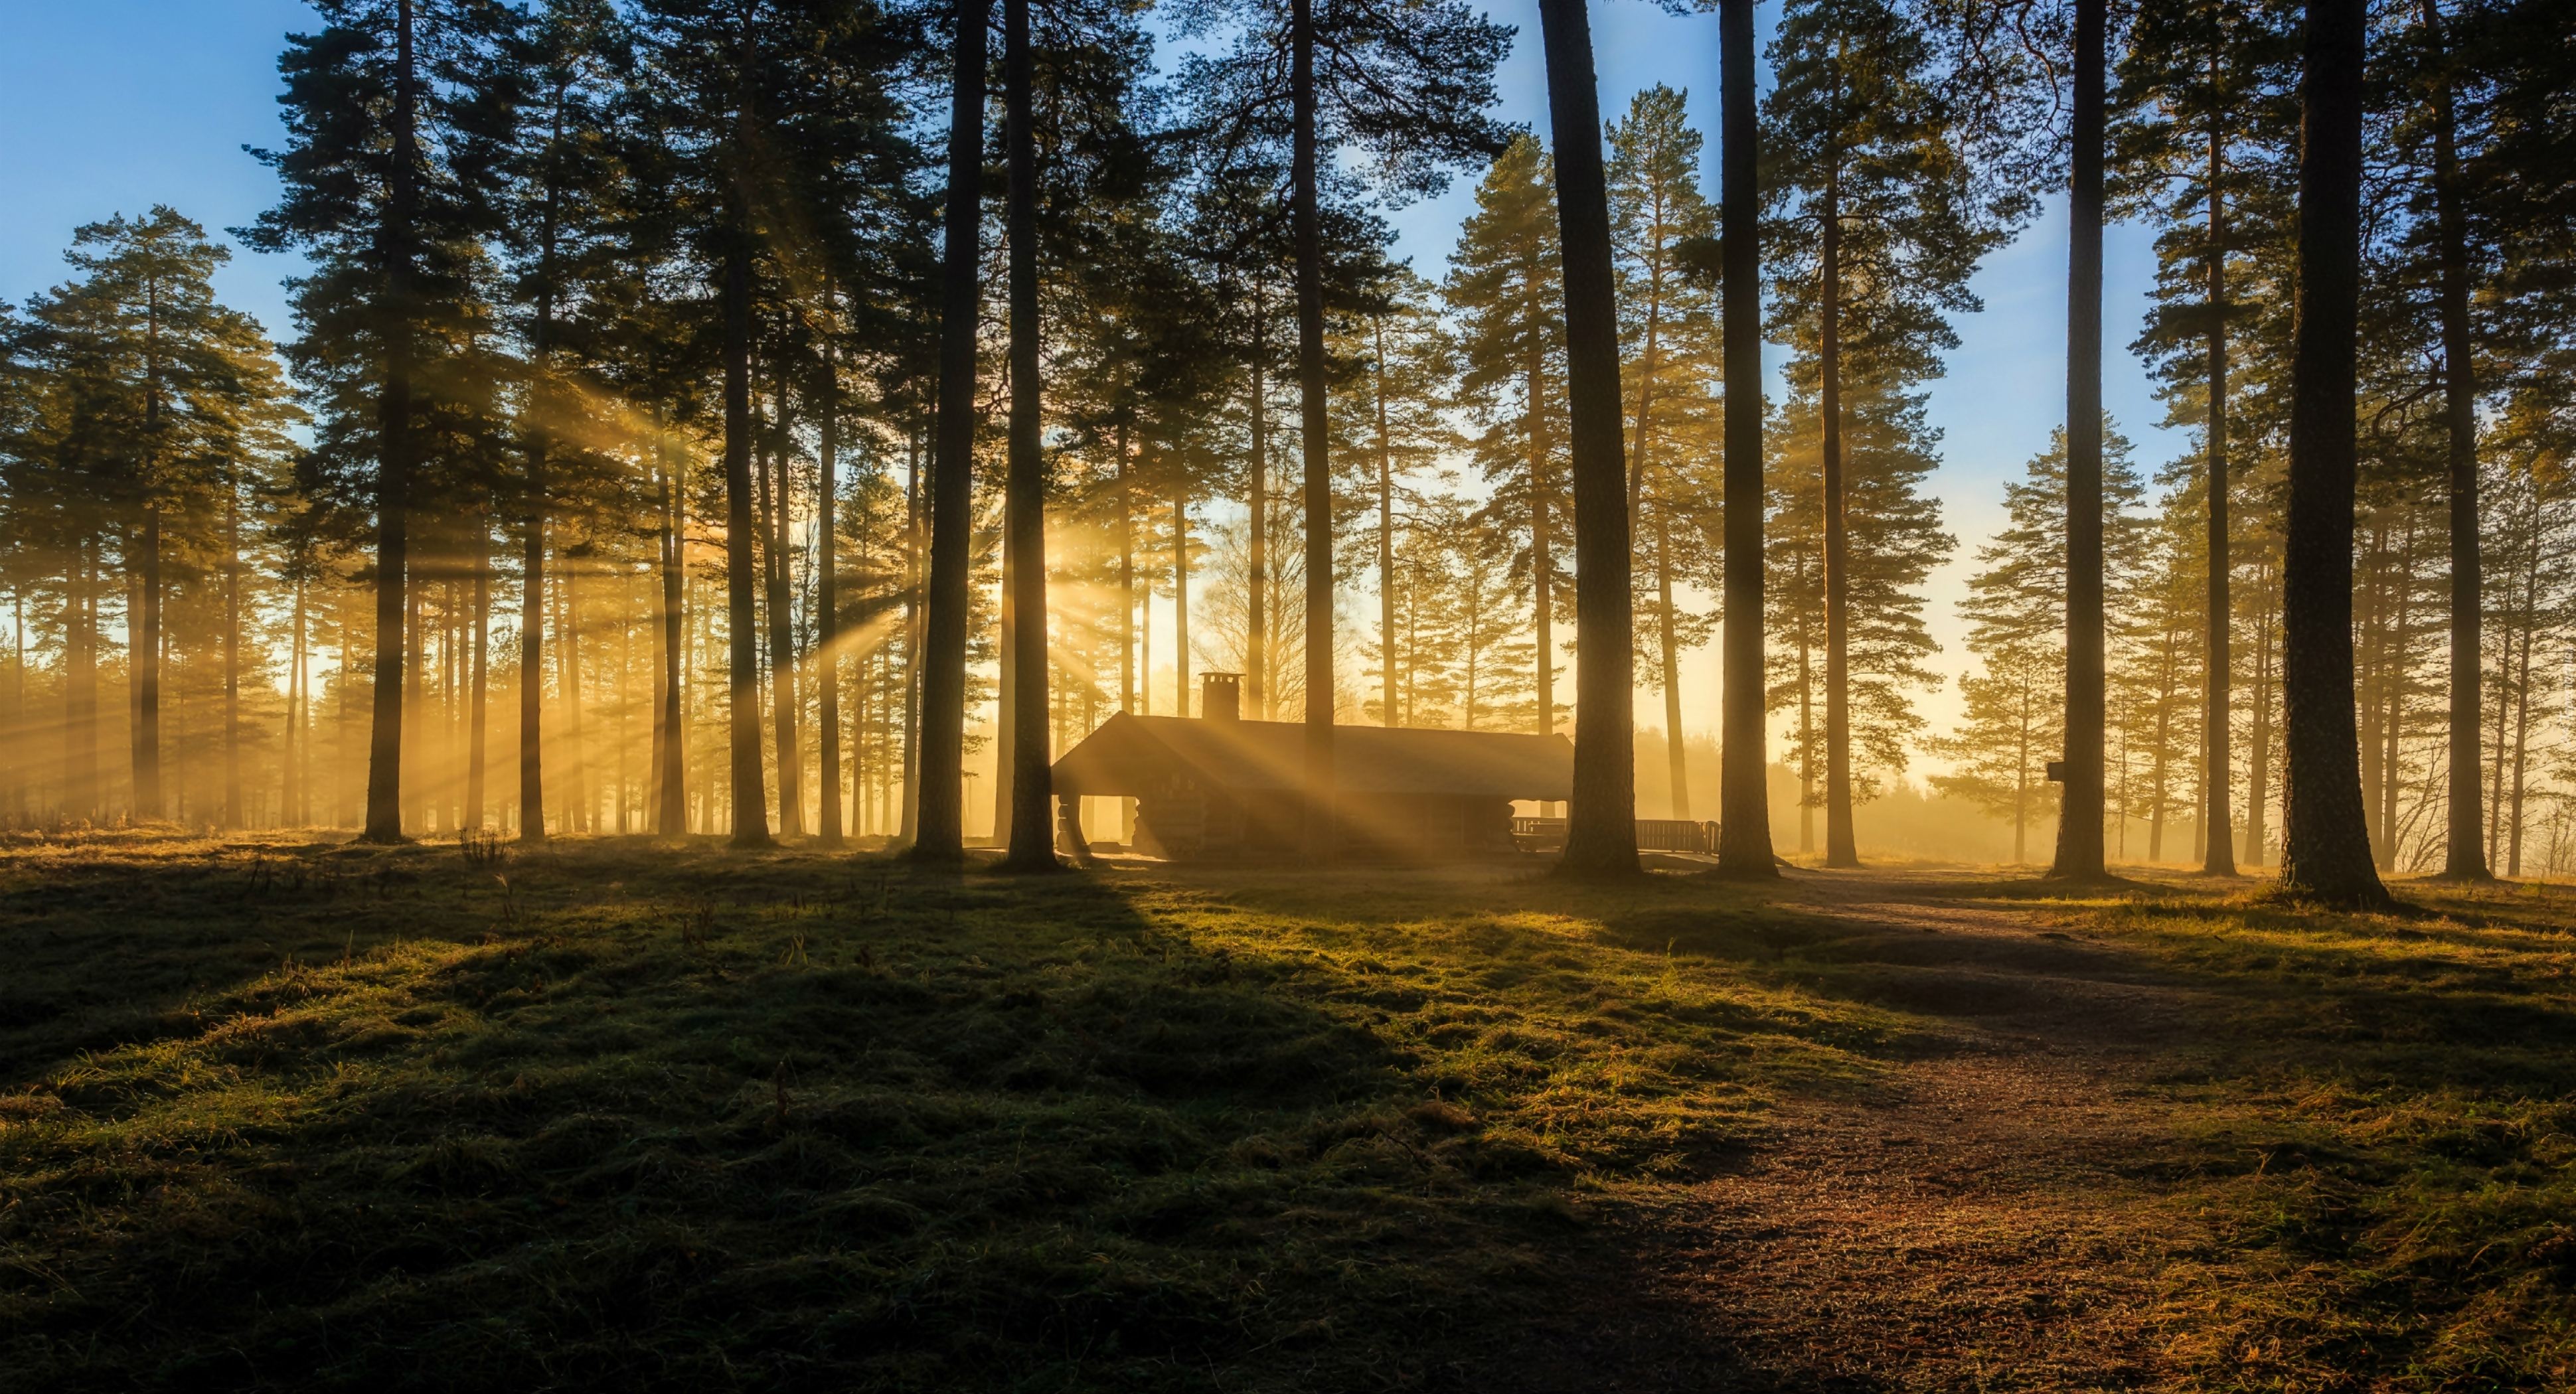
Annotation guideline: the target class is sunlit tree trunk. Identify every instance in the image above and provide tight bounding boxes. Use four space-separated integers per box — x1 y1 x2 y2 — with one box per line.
285 580 306 826
1248 297 1268 719
2201 62 2237 875
1172 489 1190 715
760 368 803 838
1657 504 1687 820
564 569 590 833
657 435 686 834
1375 317 1397 727
723 239 771 846
223 477 243 828
816 307 844 846
1292 0 1336 855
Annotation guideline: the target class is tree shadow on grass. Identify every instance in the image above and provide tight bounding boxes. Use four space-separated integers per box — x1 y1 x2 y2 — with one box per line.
0 840 1672 1393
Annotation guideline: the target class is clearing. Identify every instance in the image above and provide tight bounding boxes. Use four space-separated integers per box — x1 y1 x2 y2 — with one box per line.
4 834 2573 1391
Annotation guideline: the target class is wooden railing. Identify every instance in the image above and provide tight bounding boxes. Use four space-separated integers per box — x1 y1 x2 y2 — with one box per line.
1510 817 1720 854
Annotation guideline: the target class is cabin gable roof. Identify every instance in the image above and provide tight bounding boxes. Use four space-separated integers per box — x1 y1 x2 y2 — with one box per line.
1052 714 1571 801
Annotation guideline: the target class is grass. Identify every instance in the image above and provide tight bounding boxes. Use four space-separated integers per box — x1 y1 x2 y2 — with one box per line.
0 832 1874 1391
6 835 2576 1390
2008 874 2576 1391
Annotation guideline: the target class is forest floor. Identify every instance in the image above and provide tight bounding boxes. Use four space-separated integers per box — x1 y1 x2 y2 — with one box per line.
3 831 2574 1391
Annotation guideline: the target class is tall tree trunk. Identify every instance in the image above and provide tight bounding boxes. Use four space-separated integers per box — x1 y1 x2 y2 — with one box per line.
1172 489 1190 714
657 439 686 833
223 481 243 828
1658 506 1688 819
724 244 771 846
1537 0 1637 877
135 273 165 820
761 370 803 837
405 560 426 830
285 580 305 825
2246 599 2275 864
564 570 590 832
1819 137 1858 869
362 0 420 844
2507 564 2535 876
1716 0 1775 877
1797 595 1814 853
1001 0 1058 872
2378 509 2417 866
2277 0 2389 906
1529 333 1553 745
1375 317 1398 727
2202 72 2237 874
2051 0 2108 880
2423 0 2488 880
914 0 988 862
137 505 163 818
816 311 844 845
898 431 922 844
66 550 97 820
467 518 489 829
1292 0 1334 854
1248 296 1268 718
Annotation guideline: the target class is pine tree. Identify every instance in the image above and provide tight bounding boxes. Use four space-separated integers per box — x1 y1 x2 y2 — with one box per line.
1609 84 1723 820
1763 0 2026 866
1926 643 2059 863
2114 0 2300 876
1447 136 1571 746
243 0 521 842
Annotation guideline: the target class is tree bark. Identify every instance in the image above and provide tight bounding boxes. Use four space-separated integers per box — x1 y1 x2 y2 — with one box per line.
657 435 687 833
467 516 489 828
760 366 803 837
1173 489 1190 714
1376 317 1398 727
2202 69 2238 874
817 314 844 846
724 243 772 846
563 568 588 832
1715 0 1776 878
1293 0 1335 855
1001 0 1058 872
1820 133 1858 869
914 0 988 862
361 0 420 844
1248 294 1268 718
1658 506 1688 819
2423 0 2488 881
285 579 305 825
1536 0 1639 878
2050 0 2107 880
137 504 162 818
224 483 243 828
2277 0 2389 907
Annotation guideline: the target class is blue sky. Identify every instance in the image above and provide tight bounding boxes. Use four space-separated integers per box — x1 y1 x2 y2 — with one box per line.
0 0 2189 763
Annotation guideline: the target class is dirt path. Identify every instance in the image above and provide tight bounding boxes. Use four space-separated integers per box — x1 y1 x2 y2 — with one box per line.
1477 870 2216 1392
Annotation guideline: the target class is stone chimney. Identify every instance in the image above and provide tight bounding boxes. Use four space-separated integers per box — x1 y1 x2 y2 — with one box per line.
1200 672 1242 722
